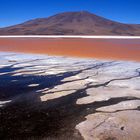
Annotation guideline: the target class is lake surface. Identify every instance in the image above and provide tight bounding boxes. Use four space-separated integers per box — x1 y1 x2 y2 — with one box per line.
0 38 140 62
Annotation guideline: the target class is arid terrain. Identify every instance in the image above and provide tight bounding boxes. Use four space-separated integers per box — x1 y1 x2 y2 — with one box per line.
0 52 140 140
1 11 140 35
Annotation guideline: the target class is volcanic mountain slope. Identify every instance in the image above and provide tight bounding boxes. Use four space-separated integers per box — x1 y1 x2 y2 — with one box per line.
0 11 140 35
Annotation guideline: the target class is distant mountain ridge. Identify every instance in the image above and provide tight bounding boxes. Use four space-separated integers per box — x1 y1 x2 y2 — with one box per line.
0 11 140 35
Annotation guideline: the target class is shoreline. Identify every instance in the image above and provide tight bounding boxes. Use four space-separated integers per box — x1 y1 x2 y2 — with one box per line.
0 50 140 64
1 35 140 39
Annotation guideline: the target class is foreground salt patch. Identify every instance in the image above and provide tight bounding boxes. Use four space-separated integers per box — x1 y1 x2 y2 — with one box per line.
96 100 140 112
0 100 11 107
76 86 140 104
40 79 89 101
76 110 140 140
28 84 40 87
41 90 76 102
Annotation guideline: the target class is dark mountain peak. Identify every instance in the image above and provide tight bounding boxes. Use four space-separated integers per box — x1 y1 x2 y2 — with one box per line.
0 11 140 35
77 11 96 16
54 10 91 15
79 10 90 13
63 11 92 15
47 11 98 20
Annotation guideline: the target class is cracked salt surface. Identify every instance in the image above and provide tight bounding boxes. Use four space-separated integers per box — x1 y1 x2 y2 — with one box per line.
0 52 140 139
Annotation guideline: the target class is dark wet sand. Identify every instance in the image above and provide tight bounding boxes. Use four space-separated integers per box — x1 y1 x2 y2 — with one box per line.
0 38 140 62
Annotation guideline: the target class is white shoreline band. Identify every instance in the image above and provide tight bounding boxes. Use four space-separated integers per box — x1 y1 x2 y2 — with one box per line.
0 35 140 39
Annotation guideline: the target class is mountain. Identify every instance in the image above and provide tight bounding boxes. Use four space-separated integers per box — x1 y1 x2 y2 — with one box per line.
0 11 140 35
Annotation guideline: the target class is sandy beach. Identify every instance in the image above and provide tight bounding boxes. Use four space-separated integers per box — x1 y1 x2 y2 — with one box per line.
0 38 140 62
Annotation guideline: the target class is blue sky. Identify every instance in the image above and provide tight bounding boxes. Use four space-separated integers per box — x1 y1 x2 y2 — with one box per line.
0 0 140 27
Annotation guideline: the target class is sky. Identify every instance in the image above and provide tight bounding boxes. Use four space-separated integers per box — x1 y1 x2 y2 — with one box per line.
0 0 140 27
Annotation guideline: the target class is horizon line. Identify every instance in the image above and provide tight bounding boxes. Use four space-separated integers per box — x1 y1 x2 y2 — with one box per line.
0 35 140 39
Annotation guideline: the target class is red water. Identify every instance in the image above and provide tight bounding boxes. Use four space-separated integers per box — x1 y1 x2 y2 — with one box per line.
0 38 140 62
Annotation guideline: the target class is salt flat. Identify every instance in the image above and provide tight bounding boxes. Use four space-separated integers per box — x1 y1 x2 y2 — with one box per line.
0 52 140 139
